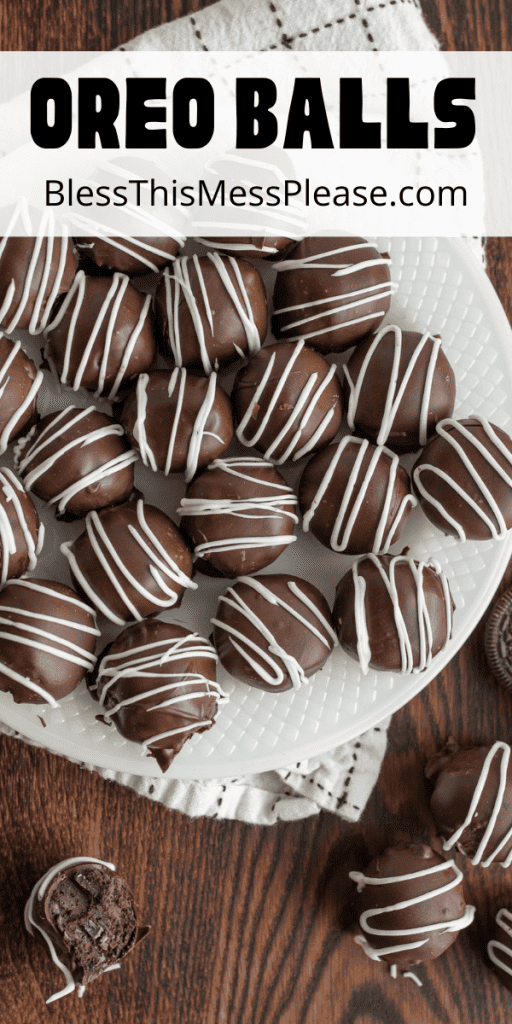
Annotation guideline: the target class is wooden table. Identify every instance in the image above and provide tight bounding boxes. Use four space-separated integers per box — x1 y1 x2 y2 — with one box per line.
2 3 512 1022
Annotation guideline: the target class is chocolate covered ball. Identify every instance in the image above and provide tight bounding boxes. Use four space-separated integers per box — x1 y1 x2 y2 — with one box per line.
488 908 512 991
179 456 298 577
212 573 337 692
118 368 234 483
0 203 77 334
200 236 298 260
412 416 512 541
343 326 456 454
349 842 475 970
0 467 44 584
44 270 156 400
91 620 228 770
298 435 417 556
75 234 183 276
333 553 454 675
14 405 138 518
272 236 393 353
61 496 196 626
426 738 512 867
0 578 99 705
154 252 268 374
232 340 343 465
0 334 43 454
24 857 149 1004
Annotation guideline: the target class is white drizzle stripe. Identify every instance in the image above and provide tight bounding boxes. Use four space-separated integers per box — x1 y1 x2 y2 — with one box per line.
275 242 391 271
302 437 417 554
276 285 394 333
0 336 44 454
351 554 452 676
488 909 512 978
413 416 512 541
0 660 60 706
142 721 213 748
212 576 336 691
11 577 101 617
349 859 475 963
0 625 96 671
0 467 41 584
24 857 117 1004
344 326 442 447
441 741 512 867
0 201 72 335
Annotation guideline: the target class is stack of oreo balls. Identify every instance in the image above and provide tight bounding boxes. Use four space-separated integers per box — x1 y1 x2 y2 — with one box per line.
0 202 511 773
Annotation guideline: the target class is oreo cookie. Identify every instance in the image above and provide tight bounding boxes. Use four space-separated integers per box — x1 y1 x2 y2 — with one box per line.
485 587 512 691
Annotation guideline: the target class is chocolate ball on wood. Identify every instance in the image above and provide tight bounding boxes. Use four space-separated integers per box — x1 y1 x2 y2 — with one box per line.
333 553 454 675
212 573 337 692
91 620 227 771
179 456 298 577
0 578 99 705
154 252 268 374
343 326 456 454
61 496 196 626
232 340 343 465
349 842 475 970
412 416 512 541
272 236 393 353
75 234 183 276
426 738 512 867
0 334 43 454
25 857 149 1004
15 405 138 518
0 467 44 584
488 908 512 991
44 270 156 400
298 435 417 556
118 368 234 483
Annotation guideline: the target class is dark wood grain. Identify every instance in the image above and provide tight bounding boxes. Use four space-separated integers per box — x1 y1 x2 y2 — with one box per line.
1 3 512 1023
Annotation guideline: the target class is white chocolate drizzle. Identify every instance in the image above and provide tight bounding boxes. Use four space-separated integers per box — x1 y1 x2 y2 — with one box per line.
134 368 223 483
488 908 512 978
235 339 339 464
441 741 512 867
0 199 73 335
211 575 337 691
413 415 512 541
15 405 138 514
0 467 43 585
0 578 99 706
97 631 228 752
61 498 197 626
178 456 298 558
349 858 475 968
44 270 152 400
24 856 118 1004
301 436 417 554
350 553 453 676
344 325 443 447
72 203 186 274
0 335 44 454
273 242 394 344
162 252 262 375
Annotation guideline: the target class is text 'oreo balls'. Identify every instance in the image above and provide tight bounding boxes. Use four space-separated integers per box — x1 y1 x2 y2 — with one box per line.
488 908 512 992
272 236 393 353
61 497 196 625
412 415 512 541
343 326 456 454
0 334 43 454
0 467 44 584
154 252 267 374
233 340 343 465
298 435 417 556
333 553 454 675
0 202 77 335
212 573 337 692
426 738 512 867
91 620 228 771
179 456 298 578
44 271 156 400
0 578 99 706
349 843 475 971
14 405 138 518
25 857 149 1004
118 368 234 483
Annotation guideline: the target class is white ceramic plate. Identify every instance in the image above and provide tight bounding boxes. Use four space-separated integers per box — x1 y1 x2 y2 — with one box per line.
1 236 512 779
